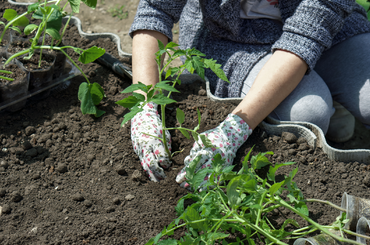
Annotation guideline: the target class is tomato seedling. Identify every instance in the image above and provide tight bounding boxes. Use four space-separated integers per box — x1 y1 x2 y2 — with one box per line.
116 40 229 158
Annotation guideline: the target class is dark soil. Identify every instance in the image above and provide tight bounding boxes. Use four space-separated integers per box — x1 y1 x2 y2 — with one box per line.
1 1 370 245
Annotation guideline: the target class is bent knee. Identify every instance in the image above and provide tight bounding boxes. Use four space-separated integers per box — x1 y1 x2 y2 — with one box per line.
272 95 333 134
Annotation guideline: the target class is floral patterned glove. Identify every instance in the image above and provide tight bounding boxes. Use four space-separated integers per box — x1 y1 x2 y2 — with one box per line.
176 113 252 188
131 102 171 182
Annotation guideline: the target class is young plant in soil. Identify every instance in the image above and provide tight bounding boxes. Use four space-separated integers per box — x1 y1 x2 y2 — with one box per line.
116 40 229 157
146 150 370 245
0 70 14 82
0 0 106 117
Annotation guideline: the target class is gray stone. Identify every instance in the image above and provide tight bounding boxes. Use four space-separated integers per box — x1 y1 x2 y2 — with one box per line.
0 188 6 197
1 204 11 214
112 197 121 205
125 194 135 201
131 170 142 181
363 174 370 187
22 141 33 150
38 133 51 143
84 200 93 208
106 206 115 213
11 191 22 202
198 89 207 96
56 163 68 173
25 126 36 136
282 132 298 144
26 148 38 157
0 161 9 169
71 193 84 202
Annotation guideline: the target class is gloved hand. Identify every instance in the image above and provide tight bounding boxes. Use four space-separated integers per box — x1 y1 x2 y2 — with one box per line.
176 113 253 188
131 102 171 182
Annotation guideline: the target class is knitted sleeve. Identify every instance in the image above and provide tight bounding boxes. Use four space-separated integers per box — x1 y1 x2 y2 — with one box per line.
129 0 187 41
272 0 355 72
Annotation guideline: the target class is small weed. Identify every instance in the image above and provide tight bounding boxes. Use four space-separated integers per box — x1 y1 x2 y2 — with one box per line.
108 5 128 20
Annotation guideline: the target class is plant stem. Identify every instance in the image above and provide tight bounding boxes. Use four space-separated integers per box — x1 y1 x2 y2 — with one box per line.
161 104 171 158
277 198 363 245
342 228 370 240
255 190 268 226
306 198 346 212
233 215 288 245
0 75 14 81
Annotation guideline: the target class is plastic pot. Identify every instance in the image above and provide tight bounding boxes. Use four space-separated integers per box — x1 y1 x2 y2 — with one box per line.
0 57 29 112
341 192 370 231
18 51 56 100
293 230 344 245
356 217 370 244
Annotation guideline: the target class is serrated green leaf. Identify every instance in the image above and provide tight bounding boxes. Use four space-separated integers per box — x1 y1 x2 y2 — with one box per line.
45 28 61 40
158 40 165 51
204 58 229 83
3 9 17 22
166 42 179 49
28 3 39 13
191 56 205 79
121 82 148 93
238 147 254 175
250 152 273 170
185 155 202 181
82 0 97 9
197 108 201 125
176 108 185 125
90 82 105 105
155 83 180 93
208 233 230 243
190 168 211 192
121 107 143 126
188 48 205 57
157 239 178 245
175 198 185 216
68 0 81 13
24 24 38 35
242 179 257 193
269 181 285 196
179 129 190 139
185 59 194 74
227 177 240 208
132 92 145 102
151 94 176 105
186 206 206 230
173 49 186 57
267 161 295 182
199 135 213 148
295 202 309 216
115 96 139 108
79 46 105 64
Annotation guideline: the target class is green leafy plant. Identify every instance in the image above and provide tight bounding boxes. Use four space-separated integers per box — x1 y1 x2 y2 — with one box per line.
0 0 106 117
108 5 128 20
146 150 370 245
0 70 14 82
116 40 229 158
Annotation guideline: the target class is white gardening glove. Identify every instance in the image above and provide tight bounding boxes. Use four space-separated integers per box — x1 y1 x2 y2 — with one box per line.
131 102 171 182
176 113 253 188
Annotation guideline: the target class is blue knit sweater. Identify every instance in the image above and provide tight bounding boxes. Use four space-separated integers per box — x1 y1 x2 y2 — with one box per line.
130 0 370 98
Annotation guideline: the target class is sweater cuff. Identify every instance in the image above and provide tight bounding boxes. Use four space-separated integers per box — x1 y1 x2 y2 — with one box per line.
272 32 326 73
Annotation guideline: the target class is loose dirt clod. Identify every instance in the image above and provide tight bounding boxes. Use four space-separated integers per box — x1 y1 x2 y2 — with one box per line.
71 193 85 202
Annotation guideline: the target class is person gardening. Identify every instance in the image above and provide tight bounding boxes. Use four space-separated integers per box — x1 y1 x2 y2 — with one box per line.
128 0 370 184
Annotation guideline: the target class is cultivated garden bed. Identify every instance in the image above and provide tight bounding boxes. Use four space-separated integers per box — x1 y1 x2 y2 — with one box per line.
1 1 370 245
